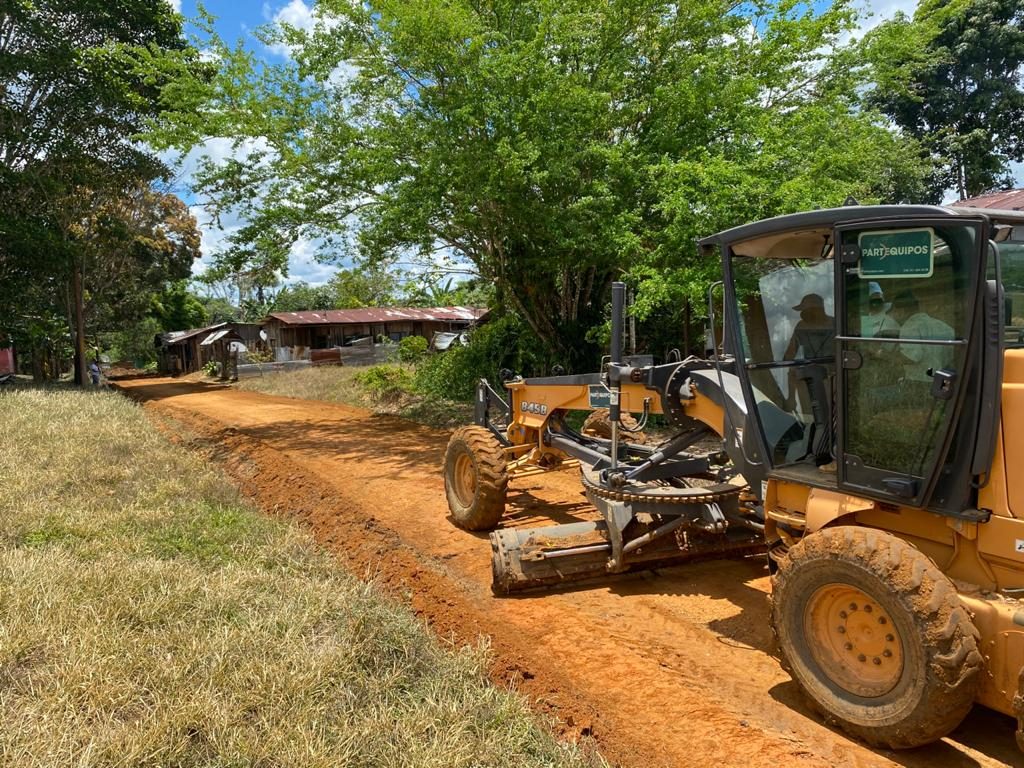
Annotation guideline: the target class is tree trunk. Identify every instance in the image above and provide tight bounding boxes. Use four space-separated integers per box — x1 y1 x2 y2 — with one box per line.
72 261 87 386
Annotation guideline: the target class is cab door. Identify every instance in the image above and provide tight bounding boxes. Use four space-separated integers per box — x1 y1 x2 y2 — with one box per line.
834 218 986 507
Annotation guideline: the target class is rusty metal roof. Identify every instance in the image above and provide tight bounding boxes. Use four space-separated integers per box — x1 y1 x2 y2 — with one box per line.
265 306 489 326
957 188 1024 211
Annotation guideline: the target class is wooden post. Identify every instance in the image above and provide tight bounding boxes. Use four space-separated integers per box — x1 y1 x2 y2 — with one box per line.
72 260 87 386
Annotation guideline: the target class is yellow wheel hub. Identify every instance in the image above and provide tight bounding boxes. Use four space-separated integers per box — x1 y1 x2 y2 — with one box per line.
453 452 477 505
804 584 903 698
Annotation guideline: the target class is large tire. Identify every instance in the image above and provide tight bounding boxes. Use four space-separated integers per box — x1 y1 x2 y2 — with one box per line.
444 426 508 532
771 526 982 749
581 408 646 444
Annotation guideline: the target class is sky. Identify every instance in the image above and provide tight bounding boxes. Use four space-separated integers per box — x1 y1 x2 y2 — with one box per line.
168 0 1023 288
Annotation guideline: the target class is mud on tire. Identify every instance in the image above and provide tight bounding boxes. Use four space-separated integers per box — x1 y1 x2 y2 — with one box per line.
581 408 646 444
771 526 982 750
444 426 508 531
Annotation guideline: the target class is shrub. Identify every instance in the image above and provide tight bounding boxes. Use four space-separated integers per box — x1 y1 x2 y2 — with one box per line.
414 315 543 401
202 361 219 377
354 364 414 401
397 335 428 363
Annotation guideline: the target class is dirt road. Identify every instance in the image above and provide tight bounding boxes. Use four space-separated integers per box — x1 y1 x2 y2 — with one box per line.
117 378 1021 768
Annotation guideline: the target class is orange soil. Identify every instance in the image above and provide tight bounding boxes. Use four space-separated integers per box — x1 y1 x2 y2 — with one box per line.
116 378 1021 768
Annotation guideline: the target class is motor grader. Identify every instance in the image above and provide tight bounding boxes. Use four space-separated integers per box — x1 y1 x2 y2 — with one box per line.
443 202 1024 752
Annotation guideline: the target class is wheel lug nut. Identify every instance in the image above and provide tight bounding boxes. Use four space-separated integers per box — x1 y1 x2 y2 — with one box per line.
864 605 873 613
839 610 847 619
837 626 846 634
883 649 892 658
849 603 858 611
885 634 895 642
858 654 867 662
878 617 887 625
872 657 881 665
844 642 853 651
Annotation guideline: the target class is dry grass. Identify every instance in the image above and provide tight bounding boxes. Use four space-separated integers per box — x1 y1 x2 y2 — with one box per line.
237 365 472 428
238 365 375 409
0 388 596 768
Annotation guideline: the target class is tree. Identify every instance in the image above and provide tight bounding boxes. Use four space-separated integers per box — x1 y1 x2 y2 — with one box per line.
151 281 208 331
326 263 403 308
0 0 199 381
150 0 929 369
867 0 1024 200
272 281 337 312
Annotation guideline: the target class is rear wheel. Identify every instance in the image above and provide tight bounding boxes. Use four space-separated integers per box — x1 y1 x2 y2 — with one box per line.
771 526 982 749
444 426 508 531
581 408 646 444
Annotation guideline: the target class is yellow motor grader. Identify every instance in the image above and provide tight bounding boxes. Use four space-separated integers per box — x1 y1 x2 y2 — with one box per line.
443 202 1024 751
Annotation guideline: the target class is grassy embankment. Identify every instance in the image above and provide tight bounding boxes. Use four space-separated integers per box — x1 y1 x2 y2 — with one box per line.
237 364 473 428
0 386 595 767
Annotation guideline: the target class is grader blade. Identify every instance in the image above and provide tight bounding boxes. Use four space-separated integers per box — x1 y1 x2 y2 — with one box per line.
490 518 764 594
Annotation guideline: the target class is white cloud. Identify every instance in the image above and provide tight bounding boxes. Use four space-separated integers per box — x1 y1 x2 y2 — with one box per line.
844 0 918 44
168 0 181 11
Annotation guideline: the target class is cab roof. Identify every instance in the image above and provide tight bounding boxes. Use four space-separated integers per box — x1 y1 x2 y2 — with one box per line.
698 204 1024 251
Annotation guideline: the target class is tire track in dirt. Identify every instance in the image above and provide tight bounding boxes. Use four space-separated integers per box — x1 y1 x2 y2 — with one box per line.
117 379 1021 768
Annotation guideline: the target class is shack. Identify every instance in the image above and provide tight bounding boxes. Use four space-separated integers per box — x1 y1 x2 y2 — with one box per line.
159 322 264 374
262 306 488 361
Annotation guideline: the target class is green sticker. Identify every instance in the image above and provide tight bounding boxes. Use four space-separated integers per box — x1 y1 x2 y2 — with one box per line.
588 385 611 409
858 228 934 278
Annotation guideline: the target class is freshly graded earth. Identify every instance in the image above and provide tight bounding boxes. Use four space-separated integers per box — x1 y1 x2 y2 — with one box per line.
116 377 1020 768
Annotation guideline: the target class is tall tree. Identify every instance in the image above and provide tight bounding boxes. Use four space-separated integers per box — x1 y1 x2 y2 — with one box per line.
867 0 1024 201
0 0 198 381
150 0 928 368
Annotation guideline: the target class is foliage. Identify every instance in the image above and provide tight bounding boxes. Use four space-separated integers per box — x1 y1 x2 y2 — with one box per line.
150 281 207 332
272 281 336 312
148 0 929 371
244 347 274 364
202 360 220 377
415 315 542 401
0 0 201 380
102 317 162 367
326 263 403 308
353 364 415 401
865 0 1024 201
199 295 240 325
397 334 429 363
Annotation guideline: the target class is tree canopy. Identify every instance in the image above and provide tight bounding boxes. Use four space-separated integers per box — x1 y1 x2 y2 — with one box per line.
0 0 202 379
150 0 933 368
866 0 1024 201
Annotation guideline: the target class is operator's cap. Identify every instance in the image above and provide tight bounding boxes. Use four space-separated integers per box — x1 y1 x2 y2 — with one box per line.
792 293 825 312
868 281 883 298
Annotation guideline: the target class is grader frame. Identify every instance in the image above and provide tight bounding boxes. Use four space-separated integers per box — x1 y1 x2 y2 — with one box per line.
443 203 1024 752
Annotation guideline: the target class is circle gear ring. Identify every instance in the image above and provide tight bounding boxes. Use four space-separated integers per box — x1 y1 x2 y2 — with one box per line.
580 465 744 505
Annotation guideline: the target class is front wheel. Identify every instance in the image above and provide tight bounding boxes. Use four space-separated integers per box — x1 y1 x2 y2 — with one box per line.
443 426 508 531
771 526 982 749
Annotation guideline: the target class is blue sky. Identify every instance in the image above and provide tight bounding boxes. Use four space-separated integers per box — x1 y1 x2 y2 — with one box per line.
170 0 1023 288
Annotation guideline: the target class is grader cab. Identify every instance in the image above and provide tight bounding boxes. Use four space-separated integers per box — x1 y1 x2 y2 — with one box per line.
443 202 1024 751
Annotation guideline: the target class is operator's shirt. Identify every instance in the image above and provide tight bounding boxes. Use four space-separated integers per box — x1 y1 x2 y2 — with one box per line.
860 311 900 339
899 312 954 382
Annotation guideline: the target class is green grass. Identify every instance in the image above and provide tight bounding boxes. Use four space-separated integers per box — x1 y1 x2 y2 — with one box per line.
237 365 473 428
0 387 596 767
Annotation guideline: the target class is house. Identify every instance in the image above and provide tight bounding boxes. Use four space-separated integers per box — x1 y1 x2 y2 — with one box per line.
158 322 264 374
261 306 488 361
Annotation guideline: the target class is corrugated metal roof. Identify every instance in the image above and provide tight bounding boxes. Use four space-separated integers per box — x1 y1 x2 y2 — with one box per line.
265 306 489 326
200 329 231 346
957 188 1024 211
163 322 227 345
